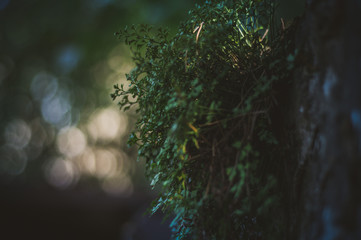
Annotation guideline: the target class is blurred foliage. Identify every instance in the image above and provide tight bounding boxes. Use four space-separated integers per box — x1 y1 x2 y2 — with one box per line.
0 0 202 193
113 0 299 239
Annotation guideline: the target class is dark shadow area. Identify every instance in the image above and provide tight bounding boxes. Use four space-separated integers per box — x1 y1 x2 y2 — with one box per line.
0 181 172 240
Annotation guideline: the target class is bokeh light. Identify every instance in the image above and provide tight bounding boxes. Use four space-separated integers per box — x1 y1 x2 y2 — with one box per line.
31 71 58 102
87 107 128 143
0 145 27 176
55 45 81 74
102 174 134 196
0 0 200 238
57 126 87 158
4 119 32 149
41 89 72 128
77 147 97 174
25 119 49 160
45 157 79 189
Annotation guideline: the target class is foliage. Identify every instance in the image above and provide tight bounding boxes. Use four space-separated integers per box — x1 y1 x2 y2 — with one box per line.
112 0 295 239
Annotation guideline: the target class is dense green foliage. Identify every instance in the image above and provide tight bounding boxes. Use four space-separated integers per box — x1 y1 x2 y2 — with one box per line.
112 0 295 239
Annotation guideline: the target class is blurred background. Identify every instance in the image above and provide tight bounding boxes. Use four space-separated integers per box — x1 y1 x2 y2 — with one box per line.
0 0 202 239
0 0 304 239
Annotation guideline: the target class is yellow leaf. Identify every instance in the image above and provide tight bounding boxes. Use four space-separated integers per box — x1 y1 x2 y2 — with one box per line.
192 138 200 149
182 144 186 154
188 123 198 134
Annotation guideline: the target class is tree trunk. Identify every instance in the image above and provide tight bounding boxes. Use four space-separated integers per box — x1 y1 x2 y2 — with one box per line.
288 0 361 239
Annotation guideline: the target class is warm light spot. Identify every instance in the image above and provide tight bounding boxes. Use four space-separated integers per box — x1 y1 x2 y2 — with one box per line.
45 157 78 189
106 72 126 90
78 147 97 174
74 147 133 182
57 127 87 158
107 44 133 70
93 148 118 178
4 119 32 149
106 44 134 88
107 55 123 72
111 148 134 176
102 174 134 196
87 107 128 142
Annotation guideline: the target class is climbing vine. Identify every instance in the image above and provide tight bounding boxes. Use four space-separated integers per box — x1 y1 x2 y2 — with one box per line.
112 0 296 239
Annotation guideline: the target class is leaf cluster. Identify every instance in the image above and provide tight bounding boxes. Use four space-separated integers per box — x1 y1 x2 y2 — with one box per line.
112 0 295 239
